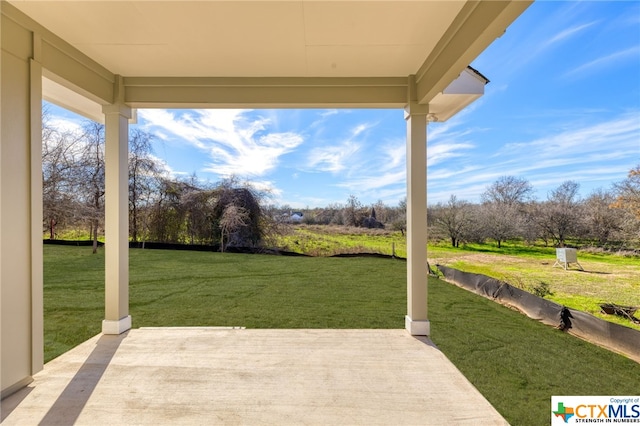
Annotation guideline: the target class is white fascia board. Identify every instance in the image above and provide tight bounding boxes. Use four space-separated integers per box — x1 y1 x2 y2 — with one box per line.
443 67 486 95
427 67 486 122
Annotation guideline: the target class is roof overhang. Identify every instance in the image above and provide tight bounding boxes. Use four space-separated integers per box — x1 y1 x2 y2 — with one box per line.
3 0 532 119
428 66 489 122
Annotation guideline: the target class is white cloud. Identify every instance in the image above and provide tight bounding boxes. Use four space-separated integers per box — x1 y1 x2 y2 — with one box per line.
542 22 597 49
424 112 640 203
562 46 640 78
46 116 84 136
138 109 304 178
204 131 303 177
351 122 374 138
380 139 405 171
336 170 405 192
320 109 340 119
427 142 475 167
500 114 639 162
307 140 361 173
309 109 347 130
242 179 283 199
148 154 186 178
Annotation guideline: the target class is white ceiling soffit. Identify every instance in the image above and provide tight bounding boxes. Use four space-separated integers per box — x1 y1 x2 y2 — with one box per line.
10 1 466 78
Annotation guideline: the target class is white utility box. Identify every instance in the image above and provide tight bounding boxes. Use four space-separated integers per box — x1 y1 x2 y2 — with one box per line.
553 248 583 270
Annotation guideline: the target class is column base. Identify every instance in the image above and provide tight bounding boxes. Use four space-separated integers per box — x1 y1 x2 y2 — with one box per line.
405 315 430 336
1 376 33 400
102 315 132 335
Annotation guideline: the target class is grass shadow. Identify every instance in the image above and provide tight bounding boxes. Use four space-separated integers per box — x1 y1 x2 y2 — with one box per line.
578 270 612 275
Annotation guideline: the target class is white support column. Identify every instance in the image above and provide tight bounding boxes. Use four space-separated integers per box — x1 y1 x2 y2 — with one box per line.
102 78 132 335
404 98 429 336
30 56 44 373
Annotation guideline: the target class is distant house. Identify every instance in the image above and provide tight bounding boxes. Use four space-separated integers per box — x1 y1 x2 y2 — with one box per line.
290 212 304 222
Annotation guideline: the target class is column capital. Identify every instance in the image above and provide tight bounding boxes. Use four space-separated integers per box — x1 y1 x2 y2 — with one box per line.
406 74 428 119
404 102 429 120
102 103 132 119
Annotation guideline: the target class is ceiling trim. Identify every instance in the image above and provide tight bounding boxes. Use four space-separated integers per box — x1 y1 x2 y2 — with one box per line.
2 1 115 104
123 76 409 108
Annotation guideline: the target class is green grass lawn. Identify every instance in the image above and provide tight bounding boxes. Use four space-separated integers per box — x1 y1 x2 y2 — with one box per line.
275 226 640 330
44 245 640 426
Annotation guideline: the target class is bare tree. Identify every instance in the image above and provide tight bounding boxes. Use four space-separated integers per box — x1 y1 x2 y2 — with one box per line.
212 180 265 248
481 176 533 206
611 165 640 219
219 204 249 252
611 165 640 242
478 202 521 248
433 195 473 247
129 129 161 242
583 188 623 246
146 177 186 243
343 194 366 227
390 197 407 234
479 176 533 247
182 184 217 245
536 181 582 247
372 200 391 224
519 202 543 245
42 110 83 239
78 122 106 253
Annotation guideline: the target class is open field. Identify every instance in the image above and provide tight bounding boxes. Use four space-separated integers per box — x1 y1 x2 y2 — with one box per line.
276 225 640 330
277 224 407 257
44 245 639 425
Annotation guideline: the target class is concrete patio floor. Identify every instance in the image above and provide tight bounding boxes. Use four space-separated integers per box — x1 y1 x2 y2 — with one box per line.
1 328 507 425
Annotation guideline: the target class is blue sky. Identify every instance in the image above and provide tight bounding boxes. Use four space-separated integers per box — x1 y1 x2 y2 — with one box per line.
47 1 640 209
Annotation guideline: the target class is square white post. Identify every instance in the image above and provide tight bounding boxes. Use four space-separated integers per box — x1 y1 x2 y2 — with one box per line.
102 78 132 334
404 94 430 336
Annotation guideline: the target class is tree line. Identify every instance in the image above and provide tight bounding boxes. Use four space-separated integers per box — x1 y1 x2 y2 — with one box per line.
43 111 273 252
43 110 639 251
259 170 640 251
428 174 640 249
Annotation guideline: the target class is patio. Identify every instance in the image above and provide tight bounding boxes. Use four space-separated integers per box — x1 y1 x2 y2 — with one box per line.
1 328 507 425
1 0 532 401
